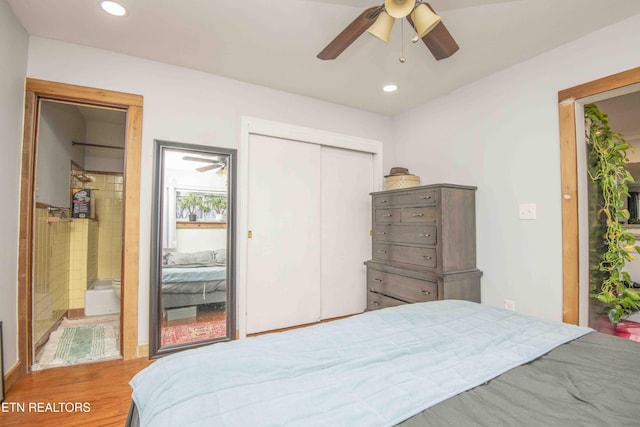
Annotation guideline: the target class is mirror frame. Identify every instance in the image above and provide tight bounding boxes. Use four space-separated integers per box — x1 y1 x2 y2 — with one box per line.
149 139 237 358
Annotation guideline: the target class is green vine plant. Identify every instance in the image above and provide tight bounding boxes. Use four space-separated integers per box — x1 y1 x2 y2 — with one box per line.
586 103 640 323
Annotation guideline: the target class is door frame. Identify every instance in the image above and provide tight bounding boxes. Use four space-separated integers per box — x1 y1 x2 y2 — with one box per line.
559 66 640 324
16 79 143 381
238 117 384 337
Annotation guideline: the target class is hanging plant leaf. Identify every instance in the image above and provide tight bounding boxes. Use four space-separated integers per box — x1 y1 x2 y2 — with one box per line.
586 103 639 323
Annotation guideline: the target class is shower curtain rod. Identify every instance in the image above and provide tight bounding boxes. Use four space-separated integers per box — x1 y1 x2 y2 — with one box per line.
72 141 124 150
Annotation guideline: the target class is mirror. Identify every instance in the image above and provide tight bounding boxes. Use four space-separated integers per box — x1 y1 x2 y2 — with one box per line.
150 140 236 357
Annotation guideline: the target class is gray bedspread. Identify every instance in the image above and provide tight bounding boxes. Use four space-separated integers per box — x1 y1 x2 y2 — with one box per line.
398 331 640 426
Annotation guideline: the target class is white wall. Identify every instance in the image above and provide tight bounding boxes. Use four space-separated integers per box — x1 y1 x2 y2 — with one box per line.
36 101 86 207
176 229 227 253
26 37 394 345
393 14 640 322
84 120 126 173
0 1 28 372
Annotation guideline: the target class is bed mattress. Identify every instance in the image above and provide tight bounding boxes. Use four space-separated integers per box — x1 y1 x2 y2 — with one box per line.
161 266 226 283
129 301 597 426
126 330 640 426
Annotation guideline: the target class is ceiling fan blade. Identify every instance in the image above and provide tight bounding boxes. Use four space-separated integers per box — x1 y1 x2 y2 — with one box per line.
317 6 383 60
196 164 222 172
407 4 459 60
183 155 218 163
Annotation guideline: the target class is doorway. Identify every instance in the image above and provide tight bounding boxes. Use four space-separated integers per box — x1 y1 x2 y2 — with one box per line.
31 100 126 369
17 79 143 378
558 66 640 325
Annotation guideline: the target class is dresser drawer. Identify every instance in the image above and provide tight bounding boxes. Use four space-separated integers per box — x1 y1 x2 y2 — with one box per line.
402 207 437 223
373 189 437 207
374 208 402 224
367 291 406 310
373 224 436 246
368 270 438 302
373 243 437 268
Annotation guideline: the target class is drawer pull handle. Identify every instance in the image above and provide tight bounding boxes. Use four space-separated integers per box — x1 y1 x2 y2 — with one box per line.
423 256 433 260
373 278 383 282
377 250 388 254
421 290 431 295
383 214 393 217
418 233 431 237
420 195 432 200
412 213 424 217
380 200 388 204
376 231 387 235
370 301 380 306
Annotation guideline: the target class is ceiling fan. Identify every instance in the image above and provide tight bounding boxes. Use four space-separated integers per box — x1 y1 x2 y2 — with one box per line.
317 0 458 61
182 156 227 173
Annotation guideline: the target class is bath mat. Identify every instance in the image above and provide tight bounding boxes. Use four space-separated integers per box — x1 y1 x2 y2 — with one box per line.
162 320 227 346
32 322 121 371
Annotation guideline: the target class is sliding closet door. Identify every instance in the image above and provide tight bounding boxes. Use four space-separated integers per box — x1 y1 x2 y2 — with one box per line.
320 146 373 319
246 134 321 334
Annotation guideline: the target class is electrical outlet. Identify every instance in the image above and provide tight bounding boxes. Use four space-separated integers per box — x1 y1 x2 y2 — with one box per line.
504 300 515 311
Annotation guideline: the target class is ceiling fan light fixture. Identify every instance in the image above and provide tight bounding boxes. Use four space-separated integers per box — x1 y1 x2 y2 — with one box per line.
411 3 442 39
367 11 395 43
384 0 417 19
383 84 398 93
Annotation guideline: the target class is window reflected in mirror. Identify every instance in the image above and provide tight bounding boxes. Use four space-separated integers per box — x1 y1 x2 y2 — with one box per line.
150 141 236 356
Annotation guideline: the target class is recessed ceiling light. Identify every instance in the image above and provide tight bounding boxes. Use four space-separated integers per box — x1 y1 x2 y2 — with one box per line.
383 84 398 93
100 1 127 17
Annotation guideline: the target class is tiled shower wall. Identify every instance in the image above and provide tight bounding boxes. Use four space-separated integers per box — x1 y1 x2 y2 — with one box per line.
33 208 71 347
83 173 123 279
68 219 99 309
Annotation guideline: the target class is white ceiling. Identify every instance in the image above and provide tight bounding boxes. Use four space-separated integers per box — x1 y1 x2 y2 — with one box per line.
8 0 640 116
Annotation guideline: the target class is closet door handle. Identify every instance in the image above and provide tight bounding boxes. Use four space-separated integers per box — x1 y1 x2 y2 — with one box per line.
412 213 424 217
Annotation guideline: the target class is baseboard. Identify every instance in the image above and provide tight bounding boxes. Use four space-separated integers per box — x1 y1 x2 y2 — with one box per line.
4 361 24 393
136 344 149 358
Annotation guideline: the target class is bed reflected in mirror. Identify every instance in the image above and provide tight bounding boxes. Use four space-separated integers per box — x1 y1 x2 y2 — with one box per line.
150 140 236 357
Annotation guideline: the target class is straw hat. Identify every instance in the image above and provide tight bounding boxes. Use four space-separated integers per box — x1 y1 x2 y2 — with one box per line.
385 167 411 177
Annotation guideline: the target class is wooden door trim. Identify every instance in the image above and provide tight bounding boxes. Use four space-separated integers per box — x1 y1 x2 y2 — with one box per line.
558 66 640 324
17 79 143 384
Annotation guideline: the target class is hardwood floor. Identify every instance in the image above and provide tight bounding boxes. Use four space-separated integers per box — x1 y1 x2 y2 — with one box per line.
1 358 153 427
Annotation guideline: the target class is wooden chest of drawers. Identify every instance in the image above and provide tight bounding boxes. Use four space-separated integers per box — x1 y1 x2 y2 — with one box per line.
366 184 481 310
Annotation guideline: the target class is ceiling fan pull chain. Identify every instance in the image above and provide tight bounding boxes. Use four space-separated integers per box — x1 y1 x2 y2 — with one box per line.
399 18 406 63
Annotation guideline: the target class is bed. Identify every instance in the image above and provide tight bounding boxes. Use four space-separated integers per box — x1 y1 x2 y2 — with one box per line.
127 300 640 426
161 250 227 309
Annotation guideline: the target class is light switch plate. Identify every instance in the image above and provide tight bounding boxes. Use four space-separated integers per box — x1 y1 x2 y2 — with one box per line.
519 203 537 220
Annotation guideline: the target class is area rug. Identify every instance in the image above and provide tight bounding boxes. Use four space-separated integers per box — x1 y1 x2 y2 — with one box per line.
162 320 227 346
32 320 121 371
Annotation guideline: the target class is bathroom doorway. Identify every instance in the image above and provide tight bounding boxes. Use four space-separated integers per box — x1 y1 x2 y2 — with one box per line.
31 100 126 369
17 79 142 380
